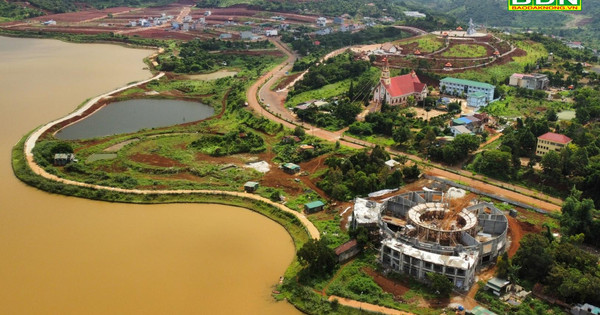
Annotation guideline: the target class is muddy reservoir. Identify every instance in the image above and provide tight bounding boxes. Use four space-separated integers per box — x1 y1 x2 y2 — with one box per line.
55 99 214 140
0 36 298 314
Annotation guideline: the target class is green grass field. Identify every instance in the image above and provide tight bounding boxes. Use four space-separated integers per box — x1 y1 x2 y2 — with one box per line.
397 35 445 53
441 44 488 57
454 40 548 83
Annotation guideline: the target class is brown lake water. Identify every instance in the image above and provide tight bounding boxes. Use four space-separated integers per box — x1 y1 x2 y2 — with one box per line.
0 36 299 315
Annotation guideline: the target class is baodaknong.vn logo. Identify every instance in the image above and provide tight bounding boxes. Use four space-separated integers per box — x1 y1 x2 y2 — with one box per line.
508 0 581 10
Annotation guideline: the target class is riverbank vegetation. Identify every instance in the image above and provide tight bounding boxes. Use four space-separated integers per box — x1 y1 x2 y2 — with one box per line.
0 29 169 48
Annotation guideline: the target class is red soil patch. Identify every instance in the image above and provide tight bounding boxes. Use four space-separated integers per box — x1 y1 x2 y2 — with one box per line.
30 7 131 23
195 152 243 165
130 153 185 167
363 267 410 298
261 168 304 196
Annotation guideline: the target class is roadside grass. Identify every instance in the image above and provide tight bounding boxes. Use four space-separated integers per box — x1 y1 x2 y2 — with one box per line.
344 133 395 147
286 79 351 107
285 187 323 212
441 44 487 58
311 217 349 249
119 87 145 96
397 35 445 53
481 94 571 118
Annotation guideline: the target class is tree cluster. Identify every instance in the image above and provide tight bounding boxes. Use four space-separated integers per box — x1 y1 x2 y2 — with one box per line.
317 146 417 200
291 53 371 95
190 127 265 156
511 231 600 304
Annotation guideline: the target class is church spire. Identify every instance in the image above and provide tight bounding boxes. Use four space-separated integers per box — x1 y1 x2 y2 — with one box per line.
381 56 391 85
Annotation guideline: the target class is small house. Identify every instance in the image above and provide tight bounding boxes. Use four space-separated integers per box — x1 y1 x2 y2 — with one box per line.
467 91 488 108
244 181 259 193
316 17 327 27
265 29 278 36
335 239 360 263
282 163 300 174
204 10 212 16
485 277 510 296
219 33 232 39
299 144 314 151
304 200 325 213
384 159 400 170
54 153 75 166
334 17 344 25
450 125 473 136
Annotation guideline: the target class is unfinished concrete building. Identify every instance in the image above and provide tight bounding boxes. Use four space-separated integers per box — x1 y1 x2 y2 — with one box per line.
377 190 508 291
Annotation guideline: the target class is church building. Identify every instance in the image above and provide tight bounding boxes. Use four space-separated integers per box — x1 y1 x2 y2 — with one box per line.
372 58 428 106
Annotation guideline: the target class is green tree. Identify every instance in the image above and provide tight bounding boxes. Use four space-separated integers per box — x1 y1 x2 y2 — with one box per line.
512 234 553 281
426 272 453 297
472 150 512 179
541 150 561 178
294 126 306 137
393 125 412 144
297 238 338 279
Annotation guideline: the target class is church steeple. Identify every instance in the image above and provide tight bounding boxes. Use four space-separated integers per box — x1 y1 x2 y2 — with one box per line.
381 57 391 85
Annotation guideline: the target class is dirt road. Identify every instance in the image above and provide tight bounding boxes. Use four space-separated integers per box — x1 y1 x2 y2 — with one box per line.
328 295 414 315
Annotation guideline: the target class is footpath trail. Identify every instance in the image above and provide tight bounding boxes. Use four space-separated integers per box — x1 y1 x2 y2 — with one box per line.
23 69 320 241
328 296 414 315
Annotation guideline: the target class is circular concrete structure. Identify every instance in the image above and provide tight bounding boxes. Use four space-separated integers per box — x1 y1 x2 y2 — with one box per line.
407 202 478 244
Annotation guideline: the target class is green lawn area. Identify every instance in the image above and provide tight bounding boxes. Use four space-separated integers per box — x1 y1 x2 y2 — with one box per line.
397 35 445 53
454 40 548 83
481 94 570 118
286 79 351 107
441 44 487 58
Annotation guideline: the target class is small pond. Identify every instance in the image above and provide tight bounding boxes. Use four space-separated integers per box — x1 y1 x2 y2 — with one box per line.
56 99 214 140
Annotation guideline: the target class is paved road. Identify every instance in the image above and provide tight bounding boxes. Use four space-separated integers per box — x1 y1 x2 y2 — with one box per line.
247 35 563 213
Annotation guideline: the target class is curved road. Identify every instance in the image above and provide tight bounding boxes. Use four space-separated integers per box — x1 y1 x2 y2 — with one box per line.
246 36 562 213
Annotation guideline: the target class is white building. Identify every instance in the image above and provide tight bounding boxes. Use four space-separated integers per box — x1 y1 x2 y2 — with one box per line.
509 73 549 90
440 77 495 102
316 17 327 27
265 29 278 37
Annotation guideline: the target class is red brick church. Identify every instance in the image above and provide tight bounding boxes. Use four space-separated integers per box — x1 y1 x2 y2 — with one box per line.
372 58 428 106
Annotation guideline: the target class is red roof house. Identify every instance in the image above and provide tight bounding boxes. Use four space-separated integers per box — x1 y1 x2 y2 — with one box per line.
538 132 572 144
536 132 572 156
372 58 428 106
